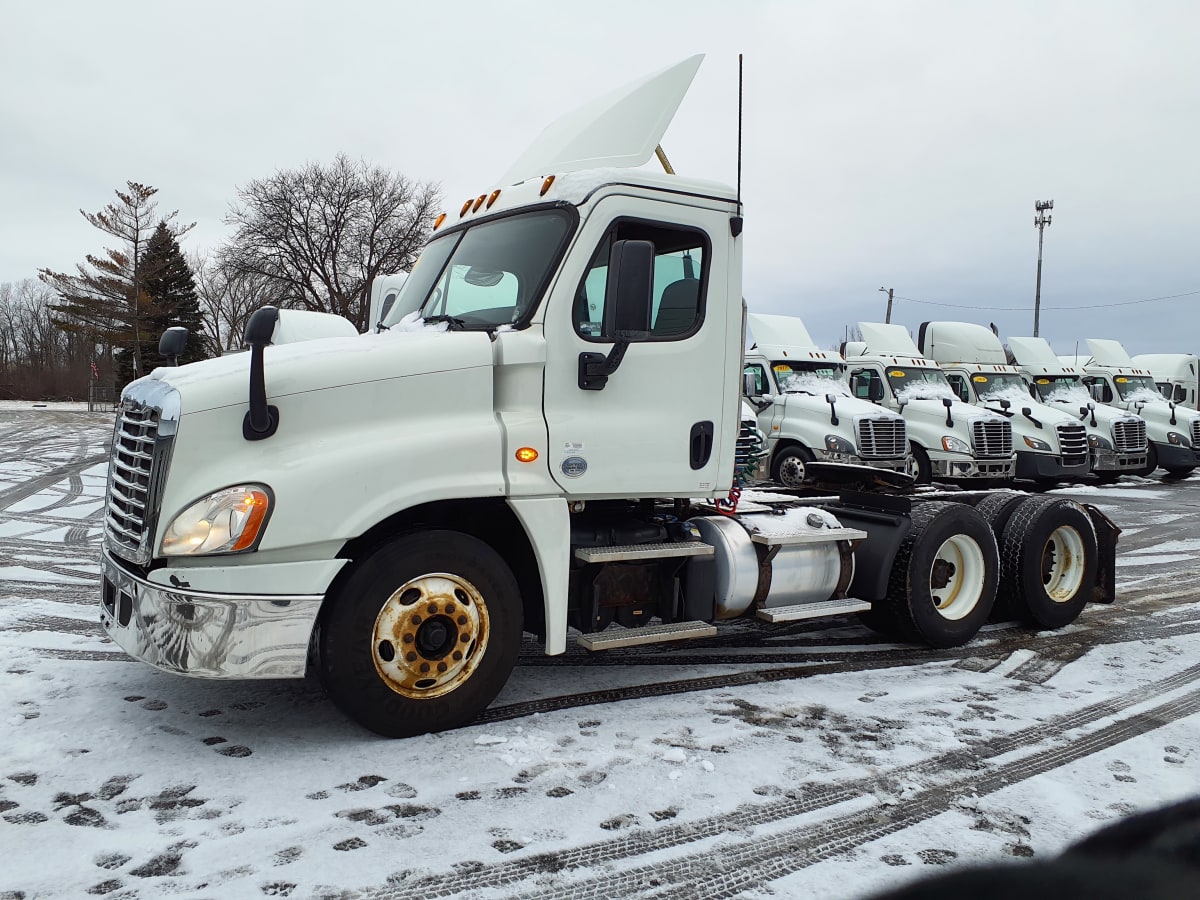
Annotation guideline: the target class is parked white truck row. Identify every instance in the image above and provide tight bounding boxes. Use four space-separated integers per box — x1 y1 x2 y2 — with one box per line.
102 56 1124 738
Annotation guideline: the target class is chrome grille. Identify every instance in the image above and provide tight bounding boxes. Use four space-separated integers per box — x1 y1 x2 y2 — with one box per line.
1111 418 1147 453
970 418 1013 458
104 383 179 565
1056 423 1089 466
1192 418 1200 448
856 416 906 458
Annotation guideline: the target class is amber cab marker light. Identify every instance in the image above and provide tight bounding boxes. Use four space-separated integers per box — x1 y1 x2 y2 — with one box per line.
472 194 486 212
433 213 447 230
487 189 501 209
540 175 555 196
459 199 472 217
515 447 539 463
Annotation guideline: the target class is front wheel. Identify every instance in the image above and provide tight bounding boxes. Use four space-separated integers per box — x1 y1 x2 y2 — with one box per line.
1164 467 1195 478
319 530 522 738
875 501 999 648
910 444 932 485
772 445 815 488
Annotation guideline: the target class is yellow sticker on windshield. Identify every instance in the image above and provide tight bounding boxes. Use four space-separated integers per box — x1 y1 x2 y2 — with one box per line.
1037 378 1050 384
972 375 988 383
1115 377 1128 383
888 370 904 377
773 365 790 374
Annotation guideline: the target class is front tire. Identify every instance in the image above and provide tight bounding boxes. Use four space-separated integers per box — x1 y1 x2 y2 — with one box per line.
875 501 998 648
910 444 933 485
1164 467 1195 478
997 496 1097 629
772 445 815 488
319 530 522 738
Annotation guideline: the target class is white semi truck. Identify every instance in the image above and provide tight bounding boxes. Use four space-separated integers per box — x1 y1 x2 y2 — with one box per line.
742 313 911 487
99 57 1117 737
1075 339 1200 476
917 322 1091 485
1007 336 1148 482
1130 353 1199 410
842 323 1017 486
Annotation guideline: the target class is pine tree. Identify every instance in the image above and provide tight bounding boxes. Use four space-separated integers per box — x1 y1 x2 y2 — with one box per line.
114 223 209 384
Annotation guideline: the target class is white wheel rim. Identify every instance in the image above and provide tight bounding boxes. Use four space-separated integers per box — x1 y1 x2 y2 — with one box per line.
1042 525 1086 603
778 454 807 487
928 535 987 620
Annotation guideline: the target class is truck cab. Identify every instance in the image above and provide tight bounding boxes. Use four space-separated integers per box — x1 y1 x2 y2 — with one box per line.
742 313 911 487
918 322 1091 485
1078 339 1200 476
1008 336 1147 482
842 322 1015 485
1130 353 1199 410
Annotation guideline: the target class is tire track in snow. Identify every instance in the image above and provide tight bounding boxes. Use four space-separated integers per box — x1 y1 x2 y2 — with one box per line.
369 661 1200 900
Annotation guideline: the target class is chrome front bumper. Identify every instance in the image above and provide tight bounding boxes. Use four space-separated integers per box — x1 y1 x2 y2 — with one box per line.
1092 448 1148 473
930 455 1016 480
814 450 907 473
100 549 323 678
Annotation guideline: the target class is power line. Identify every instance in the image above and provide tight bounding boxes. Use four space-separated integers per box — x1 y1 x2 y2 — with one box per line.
892 288 1200 312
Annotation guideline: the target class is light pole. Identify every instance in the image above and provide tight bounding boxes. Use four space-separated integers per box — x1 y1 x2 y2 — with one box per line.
1033 199 1053 337
879 287 894 323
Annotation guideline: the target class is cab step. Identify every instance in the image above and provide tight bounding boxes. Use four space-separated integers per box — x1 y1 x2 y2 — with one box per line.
756 598 873 623
574 541 715 563
576 620 717 651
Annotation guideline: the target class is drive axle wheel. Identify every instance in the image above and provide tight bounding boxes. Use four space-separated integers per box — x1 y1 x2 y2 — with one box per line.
772 445 814 488
320 530 522 738
874 501 998 648
998 496 1097 629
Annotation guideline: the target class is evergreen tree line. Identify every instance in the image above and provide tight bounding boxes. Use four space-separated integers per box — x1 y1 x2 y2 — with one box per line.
3 156 440 398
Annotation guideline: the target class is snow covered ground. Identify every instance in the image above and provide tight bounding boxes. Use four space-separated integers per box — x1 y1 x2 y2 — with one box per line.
1 407 1198 899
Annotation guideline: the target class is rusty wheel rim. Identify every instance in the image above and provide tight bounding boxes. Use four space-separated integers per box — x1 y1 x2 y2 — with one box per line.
372 573 490 699
1041 525 1086 603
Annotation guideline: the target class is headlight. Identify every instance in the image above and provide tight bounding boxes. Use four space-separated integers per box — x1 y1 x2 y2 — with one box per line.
824 435 857 454
161 485 273 556
1167 431 1191 447
1089 434 1112 450
1023 436 1052 452
941 436 971 454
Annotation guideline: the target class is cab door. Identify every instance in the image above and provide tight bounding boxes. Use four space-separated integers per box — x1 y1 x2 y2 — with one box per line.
540 194 738 498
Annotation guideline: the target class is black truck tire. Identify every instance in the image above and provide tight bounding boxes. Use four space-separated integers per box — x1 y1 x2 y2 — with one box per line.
874 501 999 648
997 495 1098 629
1135 442 1159 477
973 490 1032 621
772 444 815 488
910 444 933 485
319 530 522 738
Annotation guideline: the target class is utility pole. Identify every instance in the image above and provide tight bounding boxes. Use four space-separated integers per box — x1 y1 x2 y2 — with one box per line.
1033 199 1054 337
878 286 894 323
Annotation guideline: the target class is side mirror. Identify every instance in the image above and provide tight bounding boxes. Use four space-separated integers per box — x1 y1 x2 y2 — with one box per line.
243 306 280 440
897 397 909 414
743 372 759 397
579 240 654 390
867 379 884 403
825 392 839 426
158 327 188 367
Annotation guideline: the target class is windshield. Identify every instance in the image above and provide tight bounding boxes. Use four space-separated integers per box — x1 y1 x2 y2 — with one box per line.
886 366 953 398
973 372 1030 399
1031 374 1085 402
773 360 848 394
1113 374 1160 400
381 208 574 330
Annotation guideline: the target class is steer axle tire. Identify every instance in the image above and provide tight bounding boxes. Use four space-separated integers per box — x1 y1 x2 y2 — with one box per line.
871 501 999 648
319 530 522 738
772 445 815 488
997 496 1098 629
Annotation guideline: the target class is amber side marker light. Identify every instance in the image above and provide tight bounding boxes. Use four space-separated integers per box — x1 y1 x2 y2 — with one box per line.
433 213 447 230
515 447 539 463
540 175 555 196
459 199 472 217
487 189 501 208
472 194 486 212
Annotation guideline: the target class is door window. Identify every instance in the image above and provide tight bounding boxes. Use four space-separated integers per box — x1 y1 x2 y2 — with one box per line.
743 364 769 395
945 374 971 403
575 220 708 340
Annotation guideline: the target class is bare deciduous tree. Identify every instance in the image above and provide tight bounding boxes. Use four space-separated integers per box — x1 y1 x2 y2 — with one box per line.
191 251 287 352
222 155 440 331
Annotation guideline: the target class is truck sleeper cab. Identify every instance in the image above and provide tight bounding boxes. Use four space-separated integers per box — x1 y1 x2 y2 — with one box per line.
1130 353 1199 411
918 322 1091 485
742 313 911 487
98 56 1117 739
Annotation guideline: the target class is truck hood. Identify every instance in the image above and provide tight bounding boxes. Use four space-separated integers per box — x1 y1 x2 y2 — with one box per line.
141 329 494 415
901 396 1004 424
779 390 899 422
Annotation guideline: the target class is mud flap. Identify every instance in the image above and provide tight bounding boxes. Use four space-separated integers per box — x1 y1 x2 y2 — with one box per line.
1084 503 1121 604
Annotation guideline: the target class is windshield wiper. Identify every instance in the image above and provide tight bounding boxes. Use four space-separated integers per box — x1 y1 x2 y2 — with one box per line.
421 314 468 330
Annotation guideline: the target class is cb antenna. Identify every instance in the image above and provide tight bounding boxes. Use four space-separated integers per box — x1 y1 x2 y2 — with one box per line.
737 53 743 212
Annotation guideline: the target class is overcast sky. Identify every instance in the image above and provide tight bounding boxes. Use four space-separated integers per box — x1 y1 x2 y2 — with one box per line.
3 0 1197 354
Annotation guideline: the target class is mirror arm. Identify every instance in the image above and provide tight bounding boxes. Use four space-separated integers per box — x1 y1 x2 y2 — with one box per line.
243 307 280 441
578 340 631 391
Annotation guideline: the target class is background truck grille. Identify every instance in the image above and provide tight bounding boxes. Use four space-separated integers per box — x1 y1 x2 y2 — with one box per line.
104 386 178 565
970 419 1013 458
1192 419 1200 448
1112 418 1147 453
1056 423 1089 466
856 417 906 458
